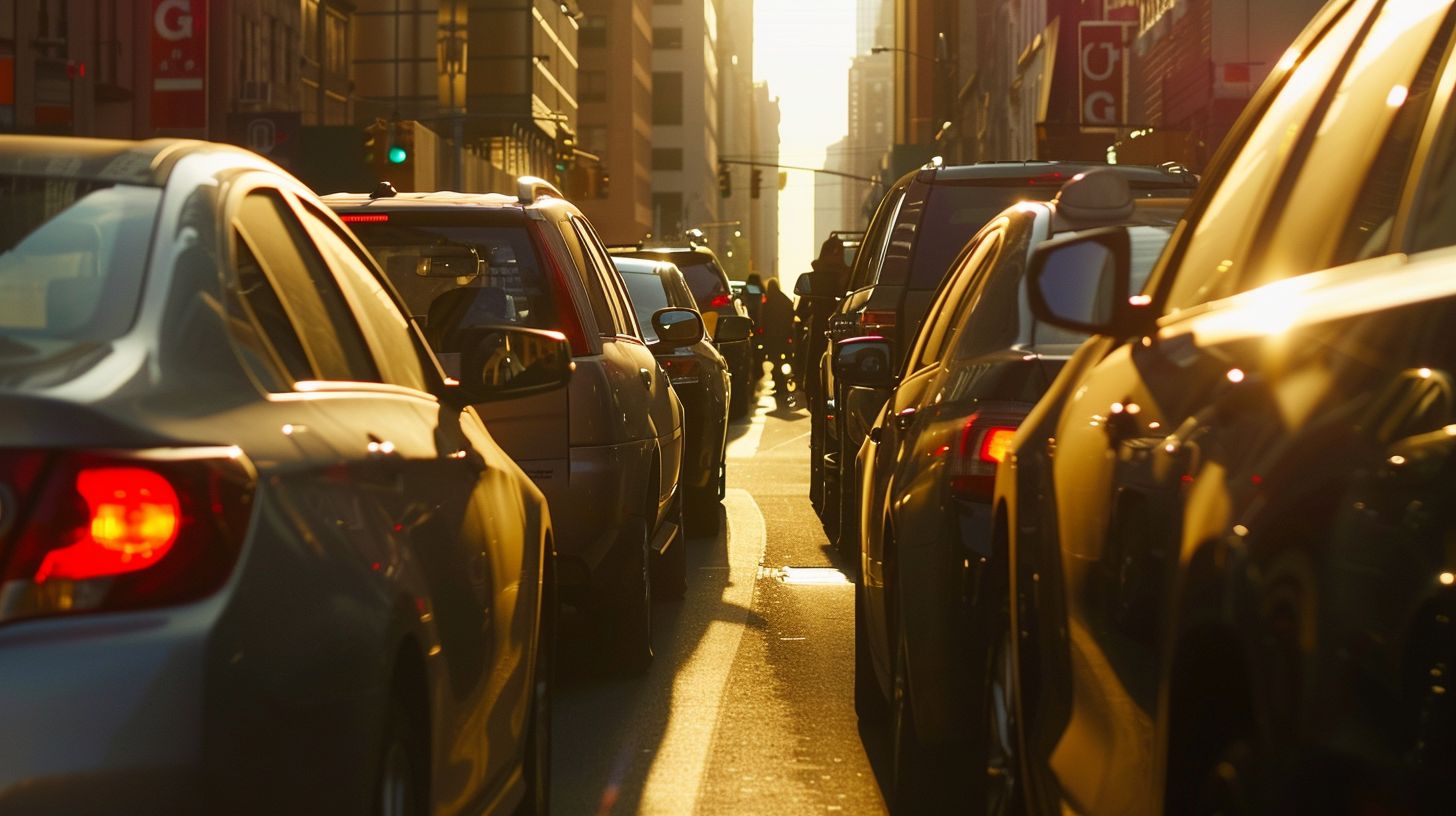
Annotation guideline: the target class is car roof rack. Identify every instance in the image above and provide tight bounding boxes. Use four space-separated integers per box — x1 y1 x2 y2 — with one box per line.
517 176 564 205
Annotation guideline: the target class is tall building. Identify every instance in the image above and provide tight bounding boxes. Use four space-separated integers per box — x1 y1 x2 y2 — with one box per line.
717 0 755 277
577 0 653 243
844 0 894 220
752 81 780 281
818 138 851 245
650 0 721 241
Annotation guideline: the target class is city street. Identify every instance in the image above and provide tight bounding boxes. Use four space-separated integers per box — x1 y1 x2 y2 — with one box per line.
554 385 888 815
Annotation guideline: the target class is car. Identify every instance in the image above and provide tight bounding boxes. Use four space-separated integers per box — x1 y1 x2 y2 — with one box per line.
326 179 689 671
798 159 1200 564
616 256 752 534
0 135 558 813
837 169 1187 812
730 277 766 371
991 0 1456 811
801 231 865 516
611 241 757 419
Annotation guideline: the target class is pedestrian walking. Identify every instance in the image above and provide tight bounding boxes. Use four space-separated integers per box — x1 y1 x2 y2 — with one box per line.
761 277 797 401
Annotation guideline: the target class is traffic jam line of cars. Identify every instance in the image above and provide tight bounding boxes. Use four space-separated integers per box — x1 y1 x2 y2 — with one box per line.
813 0 1456 812
0 138 753 813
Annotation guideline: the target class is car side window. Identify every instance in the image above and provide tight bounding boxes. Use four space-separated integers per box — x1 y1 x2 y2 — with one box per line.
952 217 1036 360
877 181 930 287
908 226 1003 372
232 189 380 383
1410 42 1456 254
1160 0 1377 314
577 217 642 339
294 200 430 392
556 218 617 337
849 187 906 291
229 229 313 386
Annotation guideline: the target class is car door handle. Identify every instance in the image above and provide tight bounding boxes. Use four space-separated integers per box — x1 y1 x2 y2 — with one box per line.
639 367 653 389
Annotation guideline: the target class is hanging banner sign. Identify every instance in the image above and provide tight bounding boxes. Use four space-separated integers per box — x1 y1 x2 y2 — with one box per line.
1079 21 1133 129
151 0 208 131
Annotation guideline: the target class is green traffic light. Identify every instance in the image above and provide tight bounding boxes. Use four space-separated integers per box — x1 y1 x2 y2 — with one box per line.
388 146 408 164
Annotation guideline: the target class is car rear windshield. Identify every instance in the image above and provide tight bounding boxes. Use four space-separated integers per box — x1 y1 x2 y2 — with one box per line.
0 177 160 345
621 271 671 340
347 216 560 347
1021 225 1176 348
900 183 1059 290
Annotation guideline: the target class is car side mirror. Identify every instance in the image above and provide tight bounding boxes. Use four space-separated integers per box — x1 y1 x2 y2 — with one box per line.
444 326 573 406
833 336 895 390
793 273 816 298
651 307 705 350
713 314 753 344
1027 227 1135 337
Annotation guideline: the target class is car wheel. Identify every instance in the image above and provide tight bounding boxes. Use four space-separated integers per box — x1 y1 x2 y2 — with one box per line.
835 444 860 564
376 697 427 816
687 486 722 536
517 556 554 816
890 620 972 813
606 518 653 674
853 579 885 724
982 626 1020 816
653 496 688 601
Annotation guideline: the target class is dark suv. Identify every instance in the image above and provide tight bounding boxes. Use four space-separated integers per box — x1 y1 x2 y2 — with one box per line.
802 159 1199 549
613 242 756 418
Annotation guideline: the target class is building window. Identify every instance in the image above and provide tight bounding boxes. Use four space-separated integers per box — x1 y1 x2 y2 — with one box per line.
581 70 608 103
303 0 319 62
325 9 348 75
581 125 608 155
580 15 606 48
652 148 683 170
652 72 683 125
653 27 683 49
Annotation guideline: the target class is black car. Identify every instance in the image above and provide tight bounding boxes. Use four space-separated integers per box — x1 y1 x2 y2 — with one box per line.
616 256 751 534
801 159 1199 557
993 0 1456 811
839 170 1186 811
0 136 560 813
612 242 757 418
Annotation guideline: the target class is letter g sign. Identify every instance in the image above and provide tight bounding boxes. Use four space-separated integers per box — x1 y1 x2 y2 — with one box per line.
155 0 195 42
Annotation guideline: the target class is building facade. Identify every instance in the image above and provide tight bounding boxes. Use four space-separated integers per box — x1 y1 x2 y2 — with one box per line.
577 0 653 243
650 0 721 242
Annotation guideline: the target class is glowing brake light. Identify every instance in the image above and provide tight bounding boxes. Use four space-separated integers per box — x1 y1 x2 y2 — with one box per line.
708 293 733 309
340 213 391 223
860 310 897 327
35 468 180 582
978 427 1017 465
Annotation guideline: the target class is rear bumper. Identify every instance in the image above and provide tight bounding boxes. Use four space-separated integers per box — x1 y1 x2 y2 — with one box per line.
0 605 213 814
546 441 654 592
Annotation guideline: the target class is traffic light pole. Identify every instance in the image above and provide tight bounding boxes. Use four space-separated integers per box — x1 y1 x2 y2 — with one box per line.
717 158 878 184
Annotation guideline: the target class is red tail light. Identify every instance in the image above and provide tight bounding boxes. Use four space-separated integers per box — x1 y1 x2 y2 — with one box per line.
708 293 733 309
949 412 1024 501
0 449 254 623
860 309 897 328
530 222 590 356
1028 171 1067 185
340 213 391 223
661 356 700 381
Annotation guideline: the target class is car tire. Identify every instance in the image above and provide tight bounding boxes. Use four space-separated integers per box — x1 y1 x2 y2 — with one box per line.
375 695 428 816
517 553 554 816
687 488 722 536
854 579 886 725
605 517 654 675
981 622 1021 816
653 496 688 601
729 369 752 419
890 622 972 813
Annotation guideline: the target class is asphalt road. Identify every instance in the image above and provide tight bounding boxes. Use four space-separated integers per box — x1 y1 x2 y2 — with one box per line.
553 383 890 815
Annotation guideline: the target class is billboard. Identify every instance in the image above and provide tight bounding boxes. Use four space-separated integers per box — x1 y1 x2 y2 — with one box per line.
150 0 208 131
1078 21 1133 129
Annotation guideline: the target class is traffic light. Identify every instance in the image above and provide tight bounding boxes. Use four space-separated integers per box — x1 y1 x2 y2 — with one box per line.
363 119 389 167
555 127 577 173
750 168 763 199
388 120 414 168
718 163 732 198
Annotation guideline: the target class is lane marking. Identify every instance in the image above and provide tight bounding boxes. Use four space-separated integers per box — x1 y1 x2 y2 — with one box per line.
639 488 767 815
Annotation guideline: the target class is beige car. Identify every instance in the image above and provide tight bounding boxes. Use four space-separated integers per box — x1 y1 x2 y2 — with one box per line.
328 179 695 672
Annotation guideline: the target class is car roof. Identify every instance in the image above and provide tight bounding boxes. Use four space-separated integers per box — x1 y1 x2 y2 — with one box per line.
613 256 678 275
0 135 263 187
322 191 540 211
921 160 1197 187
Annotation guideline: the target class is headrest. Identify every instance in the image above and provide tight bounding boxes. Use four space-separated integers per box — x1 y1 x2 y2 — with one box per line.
1054 168 1135 225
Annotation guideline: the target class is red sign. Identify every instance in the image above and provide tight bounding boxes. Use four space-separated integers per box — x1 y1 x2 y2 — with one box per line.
150 0 208 131
1078 21 1133 129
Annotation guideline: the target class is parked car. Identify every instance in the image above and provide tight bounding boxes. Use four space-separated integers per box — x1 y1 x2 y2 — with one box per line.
992 1 1456 812
0 136 558 814
612 241 756 419
839 169 1187 811
730 277 766 370
616 256 752 534
799 159 1200 559
327 179 689 670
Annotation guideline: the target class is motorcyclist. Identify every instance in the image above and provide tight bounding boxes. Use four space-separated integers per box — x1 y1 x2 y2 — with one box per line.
761 277 797 401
